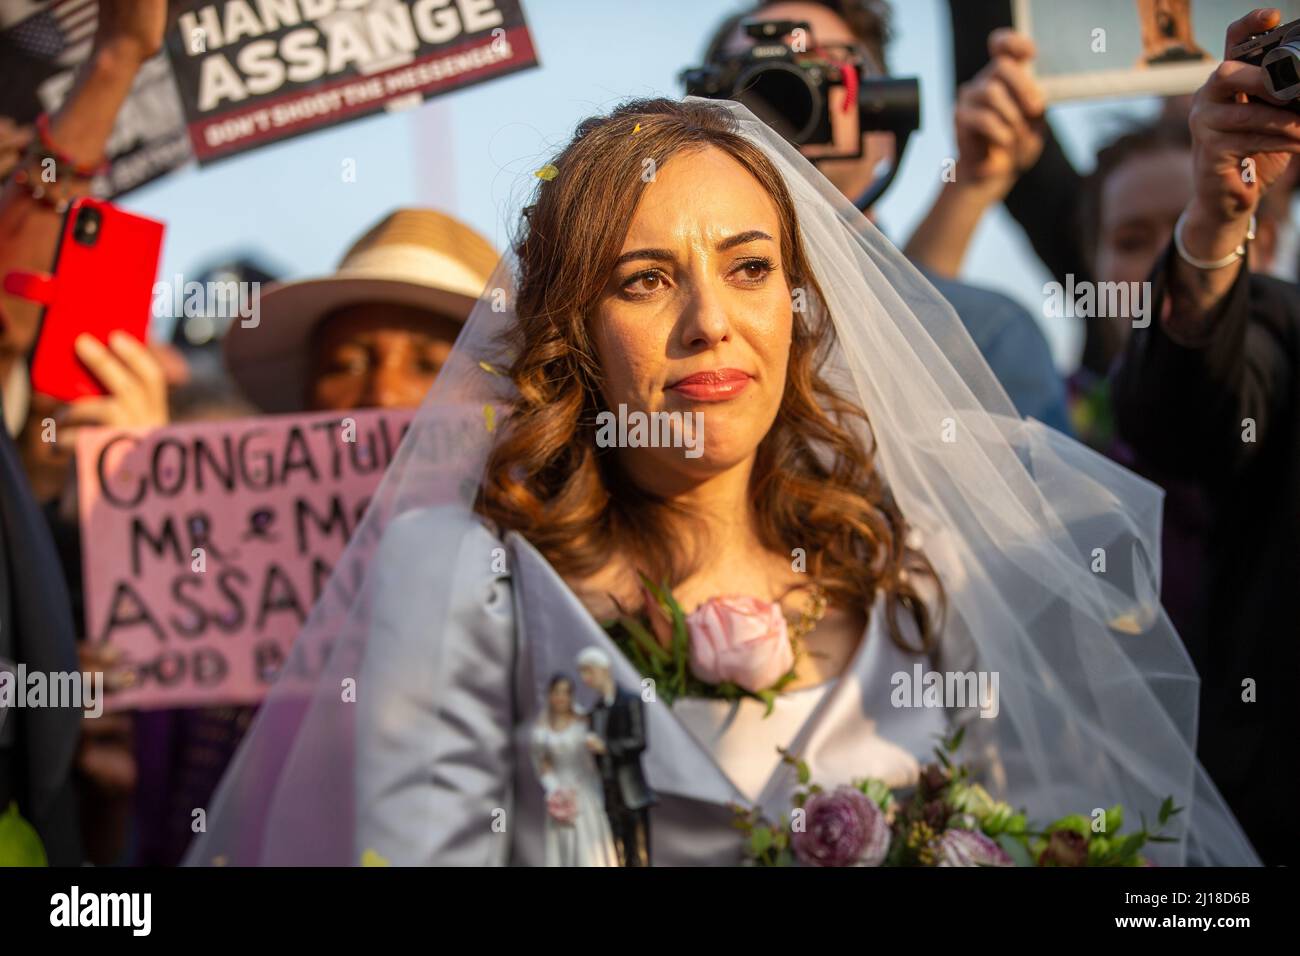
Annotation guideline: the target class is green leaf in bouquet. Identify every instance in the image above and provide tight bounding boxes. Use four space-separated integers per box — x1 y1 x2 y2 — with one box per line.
617 615 671 664
773 826 789 851
1087 836 1111 864
776 746 812 785
756 689 777 717
1113 832 1147 863
672 613 688 696
1158 796 1182 826
884 835 907 867
860 778 893 811
713 680 737 698
1104 804 1123 835
947 726 966 753
621 637 652 677
749 827 774 857
1045 814 1091 838
635 573 689 694
635 571 672 614
0 801 47 867
996 833 1034 868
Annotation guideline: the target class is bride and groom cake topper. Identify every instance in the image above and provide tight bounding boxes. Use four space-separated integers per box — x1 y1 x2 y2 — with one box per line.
532 648 656 867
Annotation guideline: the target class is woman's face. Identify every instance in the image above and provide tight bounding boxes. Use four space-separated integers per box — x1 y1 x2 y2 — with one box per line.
1096 148 1192 289
308 303 460 412
591 146 793 487
548 679 573 715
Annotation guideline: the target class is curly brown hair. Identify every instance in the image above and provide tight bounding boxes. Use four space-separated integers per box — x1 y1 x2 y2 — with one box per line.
476 97 941 654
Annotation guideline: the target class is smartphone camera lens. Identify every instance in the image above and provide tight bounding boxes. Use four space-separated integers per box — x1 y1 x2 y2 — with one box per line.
73 205 102 247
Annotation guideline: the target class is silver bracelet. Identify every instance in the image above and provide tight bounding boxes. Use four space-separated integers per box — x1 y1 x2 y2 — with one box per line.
1173 210 1256 270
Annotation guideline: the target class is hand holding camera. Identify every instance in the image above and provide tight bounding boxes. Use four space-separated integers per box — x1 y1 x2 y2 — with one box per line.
1185 9 1300 243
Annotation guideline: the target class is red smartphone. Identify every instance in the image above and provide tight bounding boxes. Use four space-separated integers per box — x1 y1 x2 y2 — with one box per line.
22 198 165 403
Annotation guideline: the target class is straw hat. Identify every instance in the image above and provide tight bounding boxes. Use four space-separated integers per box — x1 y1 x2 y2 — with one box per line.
224 208 498 413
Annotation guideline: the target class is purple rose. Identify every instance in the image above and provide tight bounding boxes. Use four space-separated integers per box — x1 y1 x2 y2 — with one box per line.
792 786 891 867
934 828 1015 867
1038 829 1089 867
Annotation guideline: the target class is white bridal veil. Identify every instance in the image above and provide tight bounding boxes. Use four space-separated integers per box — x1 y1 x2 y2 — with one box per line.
185 98 1259 867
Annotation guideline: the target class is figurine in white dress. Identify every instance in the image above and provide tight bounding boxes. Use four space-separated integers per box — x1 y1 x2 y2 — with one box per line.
529 675 617 867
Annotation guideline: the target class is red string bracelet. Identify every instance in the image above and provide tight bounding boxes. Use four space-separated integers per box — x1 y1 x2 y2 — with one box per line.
35 112 108 179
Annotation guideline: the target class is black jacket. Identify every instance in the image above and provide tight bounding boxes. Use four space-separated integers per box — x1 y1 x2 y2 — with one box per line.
0 418 83 865
1112 243 1299 864
589 687 655 813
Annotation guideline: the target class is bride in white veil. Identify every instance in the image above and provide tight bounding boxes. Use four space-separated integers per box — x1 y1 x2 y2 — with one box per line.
184 96 1258 867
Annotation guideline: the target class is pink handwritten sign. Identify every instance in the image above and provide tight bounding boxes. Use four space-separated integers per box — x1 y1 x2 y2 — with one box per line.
76 408 424 711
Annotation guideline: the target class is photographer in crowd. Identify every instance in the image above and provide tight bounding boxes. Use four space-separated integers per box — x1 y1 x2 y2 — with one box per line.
1112 7 1300 864
694 0 1072 435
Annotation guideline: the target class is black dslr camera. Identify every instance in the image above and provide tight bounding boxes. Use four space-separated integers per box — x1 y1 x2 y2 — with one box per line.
681 18 919 156
1228 17 1300 106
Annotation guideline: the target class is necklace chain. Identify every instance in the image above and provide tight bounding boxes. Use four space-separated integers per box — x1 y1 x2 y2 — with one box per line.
789 583 828 640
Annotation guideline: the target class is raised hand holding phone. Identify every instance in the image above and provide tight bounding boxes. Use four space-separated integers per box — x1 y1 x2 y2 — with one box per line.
20 199 165 403
8 197 169 505
61 331 169 430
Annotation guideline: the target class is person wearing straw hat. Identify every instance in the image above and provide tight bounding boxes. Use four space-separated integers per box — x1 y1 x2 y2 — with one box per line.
116 209 498 866
224 208 497 413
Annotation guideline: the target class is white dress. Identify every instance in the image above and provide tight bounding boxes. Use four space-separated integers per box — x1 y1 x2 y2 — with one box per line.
529 717 618 867
672 682 841 803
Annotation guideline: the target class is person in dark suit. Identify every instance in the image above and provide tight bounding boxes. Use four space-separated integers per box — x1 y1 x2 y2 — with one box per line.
576 647 656 867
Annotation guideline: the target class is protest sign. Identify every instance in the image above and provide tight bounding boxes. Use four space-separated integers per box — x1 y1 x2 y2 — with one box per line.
165 0 540 164
76 405 481 711
0 0 193 197
1015 0 1300 102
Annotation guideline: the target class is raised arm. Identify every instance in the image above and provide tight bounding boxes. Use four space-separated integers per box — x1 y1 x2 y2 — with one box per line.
0 0 165 382
1112 8 1300 480
904 30 1048 278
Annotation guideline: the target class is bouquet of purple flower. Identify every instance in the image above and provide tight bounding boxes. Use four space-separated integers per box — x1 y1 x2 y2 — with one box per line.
731 729 1181 867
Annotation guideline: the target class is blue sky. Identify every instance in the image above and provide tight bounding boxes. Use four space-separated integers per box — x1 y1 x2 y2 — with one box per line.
119 0 1168 369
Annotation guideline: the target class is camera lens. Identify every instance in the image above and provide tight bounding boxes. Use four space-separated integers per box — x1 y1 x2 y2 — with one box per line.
733 62 821 144
1262 41 1300 98
73 204 102 247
